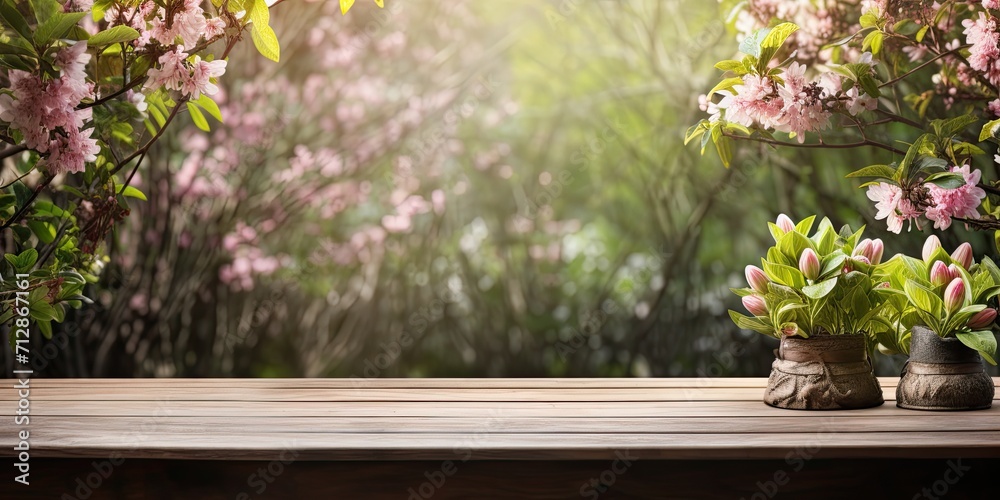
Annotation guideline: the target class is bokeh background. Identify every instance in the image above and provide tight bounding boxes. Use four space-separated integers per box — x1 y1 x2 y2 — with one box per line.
5 0 996 378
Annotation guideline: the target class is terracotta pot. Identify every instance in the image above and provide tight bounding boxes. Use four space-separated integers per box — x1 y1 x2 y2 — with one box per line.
763 334 884 410
896 326 994 411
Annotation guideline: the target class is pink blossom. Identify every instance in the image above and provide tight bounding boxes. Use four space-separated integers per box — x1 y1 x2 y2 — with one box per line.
866 182 921 234
717 75 783 128
2 42 98 174
990 99 1000 117
962 12 1000 86
924 165 986 230
205 18 227 39
149 0 208 49
845 87 877 116
146 47 190 92
772 63 831 142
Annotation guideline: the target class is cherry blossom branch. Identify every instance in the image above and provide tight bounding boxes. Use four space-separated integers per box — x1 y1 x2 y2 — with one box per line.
873 109 924 130
954 216 1000 230
0 144 27 160
78 76 148 110
110 98 186 177
0 174 54 230
722 132 906 156
978 183 1000 197
879 46 967 89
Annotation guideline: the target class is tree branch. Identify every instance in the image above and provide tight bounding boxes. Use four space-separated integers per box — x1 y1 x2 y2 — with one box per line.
78 77 148 110
723 132 906 156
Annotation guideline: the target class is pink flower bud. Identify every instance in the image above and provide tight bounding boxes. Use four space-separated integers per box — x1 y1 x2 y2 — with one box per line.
948 264 962 282
870 238 884 266
967 308 998 329
745 265 769 294
876 281 890 289
742 295 768 317
853 239 873 261
922 235 942 262
930 261 951 287
776 213 795 233
799 248 821 280
943 278 965 313
951 242 973 270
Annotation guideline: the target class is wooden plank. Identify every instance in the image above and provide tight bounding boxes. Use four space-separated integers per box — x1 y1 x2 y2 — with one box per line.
9 398 999 417
10 415 1000 435
7 377 785 388
4 376 934 389
6 431 1000 460
0 386 906 402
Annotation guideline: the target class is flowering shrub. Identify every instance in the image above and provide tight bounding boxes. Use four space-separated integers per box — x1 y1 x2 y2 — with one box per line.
0 0 379 340
689 2 1000 239
875 234 999 364
730 213 894 344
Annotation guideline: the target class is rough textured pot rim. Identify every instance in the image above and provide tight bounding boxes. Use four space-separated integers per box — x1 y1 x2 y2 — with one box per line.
908 325 983 365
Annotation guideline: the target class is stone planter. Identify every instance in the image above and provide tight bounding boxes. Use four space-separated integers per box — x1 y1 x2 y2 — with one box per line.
896 326 995 411
764 334 884 410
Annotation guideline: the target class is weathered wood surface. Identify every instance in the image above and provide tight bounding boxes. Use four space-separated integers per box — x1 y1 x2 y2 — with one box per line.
2 378 999 461
3 378 999 499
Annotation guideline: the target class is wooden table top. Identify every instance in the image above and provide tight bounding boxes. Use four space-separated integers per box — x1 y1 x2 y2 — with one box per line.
2 377 999 461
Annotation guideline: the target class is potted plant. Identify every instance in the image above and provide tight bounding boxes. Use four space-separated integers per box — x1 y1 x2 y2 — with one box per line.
875 235 998 410
730 214 889 410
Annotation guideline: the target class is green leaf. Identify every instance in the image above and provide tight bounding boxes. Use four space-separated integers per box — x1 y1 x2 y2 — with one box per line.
4 248 37 271
794 215 816 235
186 101 210 131
729 310 776 336
708 77 744 97
819 252 847 279
956 331 998 365
117 184 147 201
714 59 743 72
859 12 879 29
87 25 140 46
27 220 56 243
923 172 966 189
904 279 943 317
196 94 223 122
36 318 52 338
892 19 920 36
981 119 1000 142
29 0 60 23
251 23 280 62
34 11 87 46
846 164 896 180
935 114 978 137
714 131 732 168
915 25 929 42
763 261 806 289
0 1 31 40
803 276 838 299
757 22 798 70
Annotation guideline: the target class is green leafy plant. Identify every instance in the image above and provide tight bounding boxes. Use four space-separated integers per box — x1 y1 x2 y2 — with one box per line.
875 235 1000 364
730 214 894 345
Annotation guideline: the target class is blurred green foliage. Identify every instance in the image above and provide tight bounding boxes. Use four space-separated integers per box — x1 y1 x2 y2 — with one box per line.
8 0 996 378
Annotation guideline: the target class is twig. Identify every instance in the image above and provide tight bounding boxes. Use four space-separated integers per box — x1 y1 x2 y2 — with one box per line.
0 174 54 230
78 77 149 110
723 132 906 156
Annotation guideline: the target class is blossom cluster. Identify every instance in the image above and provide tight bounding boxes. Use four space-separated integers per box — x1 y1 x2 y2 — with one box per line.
866 165 988 233
0 42 99 175
703 61 876 143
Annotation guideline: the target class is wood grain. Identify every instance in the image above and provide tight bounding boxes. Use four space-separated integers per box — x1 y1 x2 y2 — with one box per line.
1 378 998 461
